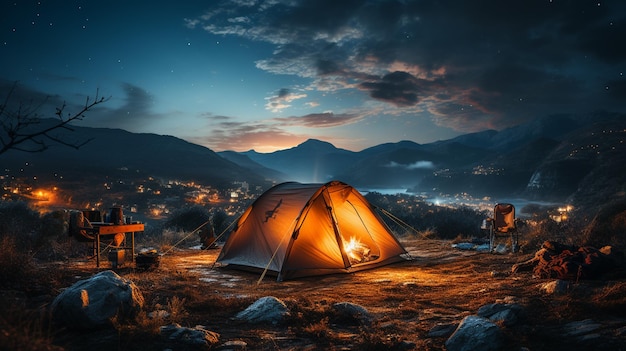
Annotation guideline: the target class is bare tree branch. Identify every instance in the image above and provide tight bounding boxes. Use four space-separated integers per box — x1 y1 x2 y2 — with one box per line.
0 82 108 156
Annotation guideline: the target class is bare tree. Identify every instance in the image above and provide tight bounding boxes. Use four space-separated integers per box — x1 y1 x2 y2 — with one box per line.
0 82 108 156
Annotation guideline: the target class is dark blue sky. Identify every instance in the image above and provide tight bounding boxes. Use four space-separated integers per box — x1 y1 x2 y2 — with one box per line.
2 0 625 152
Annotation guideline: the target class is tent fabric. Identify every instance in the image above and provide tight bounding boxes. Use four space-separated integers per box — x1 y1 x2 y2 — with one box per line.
217 180 408 281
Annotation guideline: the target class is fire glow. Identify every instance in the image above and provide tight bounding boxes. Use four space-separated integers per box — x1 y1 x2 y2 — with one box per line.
343 236 371 264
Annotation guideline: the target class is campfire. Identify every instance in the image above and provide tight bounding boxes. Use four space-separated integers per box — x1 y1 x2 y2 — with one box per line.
343 236 372 264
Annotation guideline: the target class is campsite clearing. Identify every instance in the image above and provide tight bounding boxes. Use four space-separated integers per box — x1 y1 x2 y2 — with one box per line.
9 239 626 350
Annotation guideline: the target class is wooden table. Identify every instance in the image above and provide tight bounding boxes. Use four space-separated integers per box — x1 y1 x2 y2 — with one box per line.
89 222 145 267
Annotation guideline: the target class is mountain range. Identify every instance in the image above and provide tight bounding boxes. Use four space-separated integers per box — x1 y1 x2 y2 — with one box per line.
220 111 626 208
3 112 625 210
1 120 268 188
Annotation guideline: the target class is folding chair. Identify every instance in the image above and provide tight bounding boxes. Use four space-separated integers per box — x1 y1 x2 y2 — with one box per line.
483 203 519 253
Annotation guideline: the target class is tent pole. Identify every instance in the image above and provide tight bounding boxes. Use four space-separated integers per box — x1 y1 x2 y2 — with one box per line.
323 191 351 268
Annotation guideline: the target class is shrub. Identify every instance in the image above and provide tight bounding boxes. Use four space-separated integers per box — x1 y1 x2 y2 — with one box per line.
365 193 488 240
163 205 211 232
0 235 35 288
0 201 40 248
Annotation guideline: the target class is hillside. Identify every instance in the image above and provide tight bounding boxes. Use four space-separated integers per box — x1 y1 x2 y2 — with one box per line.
221 112 626 208
1 119 268 188
241 139 359 183
3 112 624 213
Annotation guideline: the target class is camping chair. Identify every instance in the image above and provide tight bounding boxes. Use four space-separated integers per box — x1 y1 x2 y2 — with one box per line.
482 203 519 253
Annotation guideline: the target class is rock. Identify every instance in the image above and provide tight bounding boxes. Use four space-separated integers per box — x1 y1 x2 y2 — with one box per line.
331 301 373 324
563 319 602 337
452 242 475 250
217 340 248 350
477 303 524 326
445 315 504 351
148 309 170 319
51 270 144 330
475 243 491 252
235 296 289 324
489 308 520 327
540 279 570 294
428 323 457 338
160 323 220 346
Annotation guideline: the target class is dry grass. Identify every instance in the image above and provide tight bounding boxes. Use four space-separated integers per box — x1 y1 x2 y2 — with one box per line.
0 302 60 351
0 234 625 350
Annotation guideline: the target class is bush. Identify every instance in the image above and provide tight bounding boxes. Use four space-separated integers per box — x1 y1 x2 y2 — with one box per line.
365 193 488 240
163 205 211 232
141 205 218 250
580 200 626 251
0 201 40 248
0 235 36 288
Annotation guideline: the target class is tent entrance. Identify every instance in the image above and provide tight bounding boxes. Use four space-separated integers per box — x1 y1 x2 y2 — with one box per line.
342 235 379 265
330 195 382 266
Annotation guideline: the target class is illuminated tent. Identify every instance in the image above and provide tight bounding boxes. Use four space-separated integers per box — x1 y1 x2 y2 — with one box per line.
216 181 408 281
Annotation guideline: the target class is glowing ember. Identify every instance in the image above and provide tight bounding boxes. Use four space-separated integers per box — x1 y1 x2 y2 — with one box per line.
343 236 371 264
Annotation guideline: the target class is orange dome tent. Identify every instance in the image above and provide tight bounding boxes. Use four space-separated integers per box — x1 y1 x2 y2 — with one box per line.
217 181 409 281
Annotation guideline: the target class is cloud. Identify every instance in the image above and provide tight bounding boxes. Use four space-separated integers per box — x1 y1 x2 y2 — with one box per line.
189 117 307 153
193 109 364 152
82 83 163 131
0 80 65 114
385 161 435 170
265 88 307 113
188 0 626 133
273 112 363 128
359 71 437 107
0 80 167 138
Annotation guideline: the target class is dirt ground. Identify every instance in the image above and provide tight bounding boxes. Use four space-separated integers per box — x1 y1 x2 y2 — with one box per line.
8 239 626 351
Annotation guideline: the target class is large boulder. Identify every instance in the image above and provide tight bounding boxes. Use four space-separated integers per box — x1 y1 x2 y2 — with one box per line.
51 270 144 330
331 302 373 325
477 302 524 326
445 315 504 351
235 296 289 324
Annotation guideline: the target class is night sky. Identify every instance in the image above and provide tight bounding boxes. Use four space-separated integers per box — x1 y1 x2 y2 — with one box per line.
2 0 625 152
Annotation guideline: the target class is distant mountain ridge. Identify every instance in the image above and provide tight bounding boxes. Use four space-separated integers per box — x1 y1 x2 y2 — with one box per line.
241 139 359 183
2 112 624 211
1 120 268 188
219 111 626 207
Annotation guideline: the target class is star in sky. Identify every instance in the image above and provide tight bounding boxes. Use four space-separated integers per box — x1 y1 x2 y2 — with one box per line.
2 0 625 152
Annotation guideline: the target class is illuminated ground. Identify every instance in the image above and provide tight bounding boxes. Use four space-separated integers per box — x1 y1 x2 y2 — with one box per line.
48 239 626 350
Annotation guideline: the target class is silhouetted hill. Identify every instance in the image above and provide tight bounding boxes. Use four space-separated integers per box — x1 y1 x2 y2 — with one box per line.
237 139 359 183
222 111 626 209
1 119 268 188
218 151 287 182
446 113 585 150
358 140 423 156
5 112 624 212
525 113 626 207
